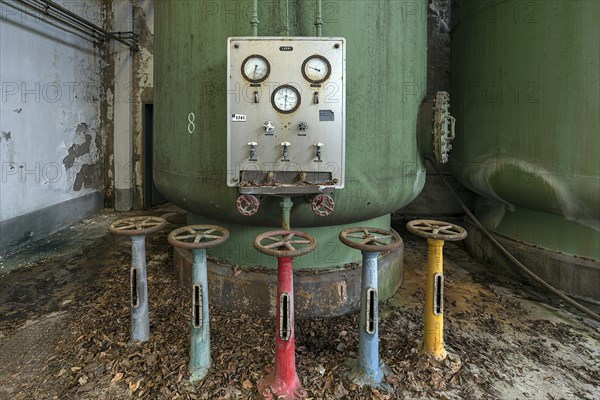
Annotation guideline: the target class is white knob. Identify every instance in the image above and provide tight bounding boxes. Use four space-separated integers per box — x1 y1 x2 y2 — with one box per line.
263 121 275 133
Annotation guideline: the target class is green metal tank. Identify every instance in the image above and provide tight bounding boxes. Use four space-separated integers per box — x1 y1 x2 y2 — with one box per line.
154 1 427 315
451 0 599 300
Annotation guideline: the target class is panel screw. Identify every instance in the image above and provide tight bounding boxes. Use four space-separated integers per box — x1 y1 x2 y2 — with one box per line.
234 43 239 49
334 43 340 49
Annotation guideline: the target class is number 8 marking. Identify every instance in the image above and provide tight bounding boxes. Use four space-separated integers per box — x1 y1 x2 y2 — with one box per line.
188 113 196 134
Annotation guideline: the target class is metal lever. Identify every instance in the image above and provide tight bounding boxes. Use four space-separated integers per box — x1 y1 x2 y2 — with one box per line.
281 142 290 161
314 91 319 104
248 142 257 161
254 91 259 103
314 142 324 162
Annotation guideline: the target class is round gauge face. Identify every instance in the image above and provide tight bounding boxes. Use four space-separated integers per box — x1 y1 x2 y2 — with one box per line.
302 55 331 84
241 55 270 83
271 85 301 114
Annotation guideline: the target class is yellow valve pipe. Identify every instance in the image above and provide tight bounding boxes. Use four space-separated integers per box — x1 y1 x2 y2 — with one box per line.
406 219 466 362
423 238 447 361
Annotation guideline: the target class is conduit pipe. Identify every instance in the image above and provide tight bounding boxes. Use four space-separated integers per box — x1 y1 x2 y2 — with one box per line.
9 0 138 50
251 0 259 36
315 0 323 37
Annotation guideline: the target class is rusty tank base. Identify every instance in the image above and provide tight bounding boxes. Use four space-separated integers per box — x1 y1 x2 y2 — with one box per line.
173 245 403 319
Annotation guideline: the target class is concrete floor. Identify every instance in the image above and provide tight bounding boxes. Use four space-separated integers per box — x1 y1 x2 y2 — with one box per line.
0 206 598 399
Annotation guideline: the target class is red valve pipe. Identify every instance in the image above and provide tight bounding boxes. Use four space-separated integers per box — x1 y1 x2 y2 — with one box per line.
259 256 305 399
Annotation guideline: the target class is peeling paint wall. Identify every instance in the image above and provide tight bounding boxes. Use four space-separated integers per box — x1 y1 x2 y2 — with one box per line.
0 0 105 224
100 0 154 211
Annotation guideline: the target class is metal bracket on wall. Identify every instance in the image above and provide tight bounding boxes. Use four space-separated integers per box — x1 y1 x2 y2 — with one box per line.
432 91 455 164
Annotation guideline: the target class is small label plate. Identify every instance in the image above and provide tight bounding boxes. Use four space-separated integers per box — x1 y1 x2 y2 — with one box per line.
319 110 335 122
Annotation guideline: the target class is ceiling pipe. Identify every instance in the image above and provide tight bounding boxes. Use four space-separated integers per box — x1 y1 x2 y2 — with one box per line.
8 0 138 50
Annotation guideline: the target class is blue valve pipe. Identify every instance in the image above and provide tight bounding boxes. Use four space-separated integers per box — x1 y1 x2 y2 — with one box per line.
347 251 391 390
189 248 211 382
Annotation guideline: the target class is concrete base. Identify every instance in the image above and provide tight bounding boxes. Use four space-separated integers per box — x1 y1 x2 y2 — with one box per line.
0 192 104 257
173 244 404 318
463 219 600 303
114 188 133 212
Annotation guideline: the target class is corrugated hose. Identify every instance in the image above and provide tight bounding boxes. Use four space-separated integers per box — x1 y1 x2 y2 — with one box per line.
426 155 600 323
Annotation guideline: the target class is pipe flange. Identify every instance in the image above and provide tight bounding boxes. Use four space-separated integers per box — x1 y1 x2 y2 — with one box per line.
109 216 167 236
254 230 317 258
339 227 403 253
406 219 467 241
168 225 230 250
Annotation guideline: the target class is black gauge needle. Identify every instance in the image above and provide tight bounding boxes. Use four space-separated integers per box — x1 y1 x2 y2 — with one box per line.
253 65 258 78
309 66 321 72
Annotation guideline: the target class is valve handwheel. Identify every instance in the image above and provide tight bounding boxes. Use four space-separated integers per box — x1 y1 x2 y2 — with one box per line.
339 227 403 253
311 194 335 217
254 230 317 258
406 219 467 241
108 216 166 344
168 225 230 250
237 195 260 216
109 216 166 236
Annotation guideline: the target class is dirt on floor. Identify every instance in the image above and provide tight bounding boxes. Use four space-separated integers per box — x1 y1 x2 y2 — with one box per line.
0 207 598 400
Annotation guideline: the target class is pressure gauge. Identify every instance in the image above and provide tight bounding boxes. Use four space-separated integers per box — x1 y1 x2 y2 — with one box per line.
301 55 331 84
271 85 301 114
241 54 270 83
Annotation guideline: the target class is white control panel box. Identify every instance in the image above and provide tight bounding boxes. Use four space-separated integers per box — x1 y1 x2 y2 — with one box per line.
227 37 346 194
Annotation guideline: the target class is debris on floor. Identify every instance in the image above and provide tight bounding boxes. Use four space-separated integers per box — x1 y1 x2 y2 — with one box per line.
0 208 598 399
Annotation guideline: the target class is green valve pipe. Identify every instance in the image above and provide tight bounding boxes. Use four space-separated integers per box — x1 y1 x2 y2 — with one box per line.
168 225 230 382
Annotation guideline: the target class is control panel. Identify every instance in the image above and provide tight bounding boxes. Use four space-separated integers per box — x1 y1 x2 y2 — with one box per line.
227 37 346 194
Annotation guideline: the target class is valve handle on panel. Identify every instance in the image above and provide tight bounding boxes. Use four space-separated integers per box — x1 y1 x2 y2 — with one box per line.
281 142 290 161
314 142 324 162
311 194 335 217
248 142 258 161
236 195 260 216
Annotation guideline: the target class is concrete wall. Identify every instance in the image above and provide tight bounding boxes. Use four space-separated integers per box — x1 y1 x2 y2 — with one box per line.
131 0 154 210
0 0 106 255
101 0 153 211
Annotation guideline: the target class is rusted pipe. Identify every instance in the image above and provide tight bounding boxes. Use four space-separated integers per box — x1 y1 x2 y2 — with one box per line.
280 197 293 230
